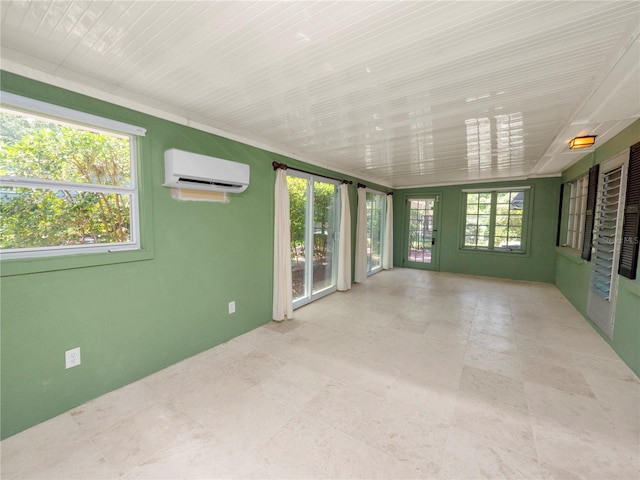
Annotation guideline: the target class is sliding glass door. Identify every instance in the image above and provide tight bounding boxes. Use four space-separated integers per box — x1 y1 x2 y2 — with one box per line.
288 173 339 307
366 191 386 275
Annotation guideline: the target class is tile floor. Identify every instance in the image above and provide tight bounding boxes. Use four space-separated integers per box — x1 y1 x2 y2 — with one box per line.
2 269 639 479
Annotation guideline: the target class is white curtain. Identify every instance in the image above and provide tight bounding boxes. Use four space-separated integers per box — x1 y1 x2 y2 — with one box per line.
337 183 352 291
354 187 368 283
272 169 293 321
382 194 393 270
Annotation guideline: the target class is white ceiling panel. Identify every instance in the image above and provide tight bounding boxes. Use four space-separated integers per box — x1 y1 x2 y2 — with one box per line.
1 1 638 188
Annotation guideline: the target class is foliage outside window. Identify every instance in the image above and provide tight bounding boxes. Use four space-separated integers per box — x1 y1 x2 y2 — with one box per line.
287 175 337 300
463 189 526 252
565 175 588 251
366 191 385 273
407 198 435 263
0 101 140 258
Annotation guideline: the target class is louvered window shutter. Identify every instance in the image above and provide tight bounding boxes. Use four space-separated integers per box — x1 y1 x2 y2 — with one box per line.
618 142 640 279
581 165 600 261
591 166 623 299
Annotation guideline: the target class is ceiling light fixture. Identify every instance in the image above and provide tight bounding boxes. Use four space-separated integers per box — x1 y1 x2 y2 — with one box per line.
569 135 596 149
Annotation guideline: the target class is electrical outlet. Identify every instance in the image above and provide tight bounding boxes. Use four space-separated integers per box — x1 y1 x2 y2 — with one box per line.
228 301 236 314
65 347 81 369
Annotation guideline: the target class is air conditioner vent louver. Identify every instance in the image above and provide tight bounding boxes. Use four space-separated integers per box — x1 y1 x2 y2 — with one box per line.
178 177 213 186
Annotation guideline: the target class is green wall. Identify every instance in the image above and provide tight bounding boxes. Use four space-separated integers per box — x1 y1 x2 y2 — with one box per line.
393 177 561 283
555 119 640 376
3 69 637 439
0 72 368 439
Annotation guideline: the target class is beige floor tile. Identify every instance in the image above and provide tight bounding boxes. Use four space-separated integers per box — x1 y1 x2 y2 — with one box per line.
424 321 471 345
385 372 458 424
453 392 537 457
582 373 640 441
243 413 422 479
89 402 199 475
211 349 286 386
141 344 246 399
122 426 250 479
390 350 465 391
557 324 621 359
474 302 512 317
524 381 616 435
297 346 398 397
223 325 283 354
522 357 595 397
472 309 513 324
2 268 638 480
263 318 303 333
464 346 523 380
170 369 255 424
70 381 160 436
512 321 569 349
459 365 528 410
301 381 448 473
572 351 640 383
256 361 332 410
470 322 515 341
531 414 640 480
0 413 92 478
12 442 118 480
468 330 519 356
184 384 299 452
515 335 577 368
538 462 586 480
439 427 541 479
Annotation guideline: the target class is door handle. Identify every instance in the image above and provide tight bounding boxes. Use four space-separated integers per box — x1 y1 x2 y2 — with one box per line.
432 238 436 246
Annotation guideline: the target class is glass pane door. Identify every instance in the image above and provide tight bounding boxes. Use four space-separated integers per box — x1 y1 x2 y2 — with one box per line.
366 192 385 275
288 174 339 308
312 180 337 294
288 176 308 303
405 197 438 269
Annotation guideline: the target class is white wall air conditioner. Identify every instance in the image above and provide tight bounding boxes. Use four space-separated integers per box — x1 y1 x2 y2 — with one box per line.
164 149 250 193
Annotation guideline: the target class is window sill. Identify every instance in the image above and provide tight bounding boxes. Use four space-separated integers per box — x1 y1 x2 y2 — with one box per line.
460 247 527 255
555 246 586 265
1 248 153 277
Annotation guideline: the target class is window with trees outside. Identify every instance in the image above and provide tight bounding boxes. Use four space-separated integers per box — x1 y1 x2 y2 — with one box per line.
463 188 527 252
366 191 385 275
0 93 145 259
287 173 339 307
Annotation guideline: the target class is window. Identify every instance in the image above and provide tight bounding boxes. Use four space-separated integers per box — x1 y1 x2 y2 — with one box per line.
563 175 589 250
287 172 339 307
366 191 386 274
0 92 145 259
463 188 527 252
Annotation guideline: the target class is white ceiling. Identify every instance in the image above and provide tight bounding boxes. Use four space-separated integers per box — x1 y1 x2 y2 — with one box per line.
1 1 639 188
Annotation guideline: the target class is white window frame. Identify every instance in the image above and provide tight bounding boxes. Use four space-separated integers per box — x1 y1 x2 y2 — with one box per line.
462 186 530 253
286 170 340 309
565 175 588 251
0 92 146 259
366 189 386 276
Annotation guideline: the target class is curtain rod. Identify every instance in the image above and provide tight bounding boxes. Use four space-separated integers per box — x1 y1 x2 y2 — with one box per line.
272 161 353 184
357 182 393 195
